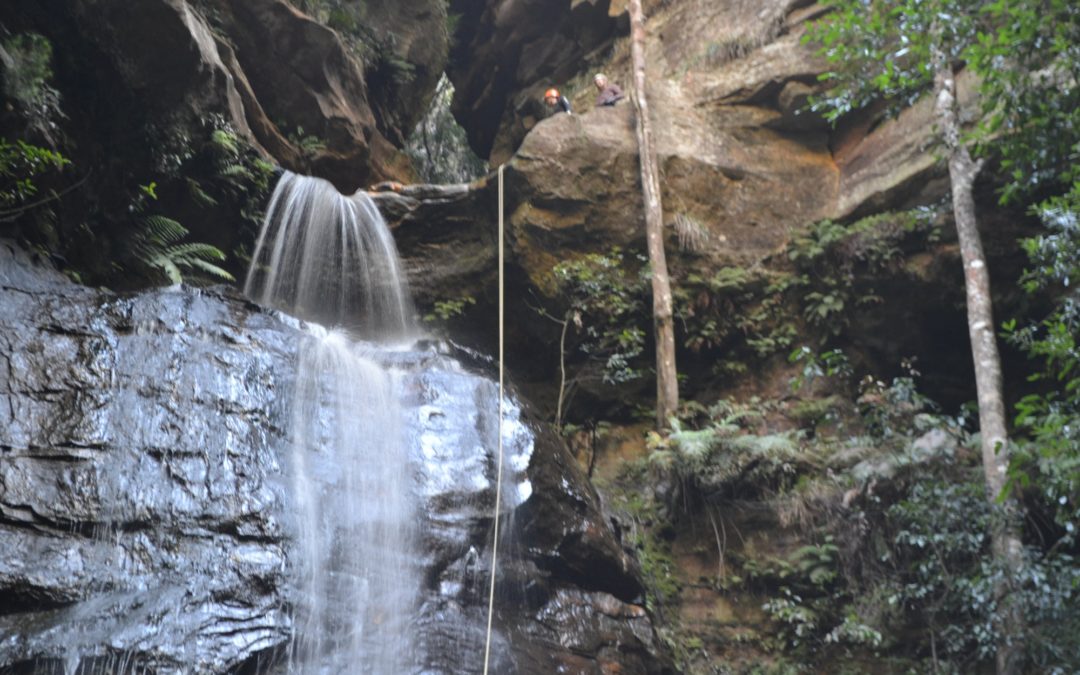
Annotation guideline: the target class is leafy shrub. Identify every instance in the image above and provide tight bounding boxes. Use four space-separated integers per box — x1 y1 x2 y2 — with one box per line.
423 295 476 322
650 400 805 505
673 265 795 373
552 248 649 386
0 32 63 135
0 138 69 213
787 209 941 333
1005 185 1080 537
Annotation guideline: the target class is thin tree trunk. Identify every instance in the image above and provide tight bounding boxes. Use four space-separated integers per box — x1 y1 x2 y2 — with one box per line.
555 312 570 428
931 45 1025 675
628 0 678 430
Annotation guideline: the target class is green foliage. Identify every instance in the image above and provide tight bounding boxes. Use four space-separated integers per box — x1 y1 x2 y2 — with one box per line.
1004 184 1080 537
445 11 463 46
967 0 1080 202
286 125 327 156
0 32 63 135
650 400 805 503
788 346 852 393
885 480 1002 662
673 266 795 370
552 248 649 386
125 170 235 286
132 214 234 285
789 396 843 432
749 539 841 592
787 210 940 334
807 0 1079 203
291 0 366 32
803 0 984 123
375 46 417 86
288 0 422 88
762 588 822 649
0 33 69 223
0 138 69 211
423 295 476 322
856 359 937 440
186 120 278 246
209 129 239 155
824 614 883 649
666 209 940 389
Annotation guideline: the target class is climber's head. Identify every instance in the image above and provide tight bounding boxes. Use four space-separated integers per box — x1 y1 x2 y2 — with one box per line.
544 88 560 106
593 73 608 90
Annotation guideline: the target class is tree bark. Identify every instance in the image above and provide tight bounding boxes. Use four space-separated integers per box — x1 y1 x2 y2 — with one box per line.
628 0 678 430
931 45 1025 675
555 312 570 428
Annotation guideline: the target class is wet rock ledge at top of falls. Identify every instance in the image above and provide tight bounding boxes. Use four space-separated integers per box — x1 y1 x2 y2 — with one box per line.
0 241 672 674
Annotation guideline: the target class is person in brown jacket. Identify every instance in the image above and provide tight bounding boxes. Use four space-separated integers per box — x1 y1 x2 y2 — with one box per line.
593 73 625 106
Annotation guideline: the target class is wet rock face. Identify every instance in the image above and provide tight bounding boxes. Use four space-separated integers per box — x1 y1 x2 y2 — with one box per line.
0 242 670 673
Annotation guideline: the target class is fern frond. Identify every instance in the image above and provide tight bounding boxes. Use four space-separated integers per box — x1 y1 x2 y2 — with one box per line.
165 242 227 262
210 129 239 155
148 254 183 284
182 257 236 282
219 164 254 181
131 213 235 285
187 178 219 208
142 215 189 245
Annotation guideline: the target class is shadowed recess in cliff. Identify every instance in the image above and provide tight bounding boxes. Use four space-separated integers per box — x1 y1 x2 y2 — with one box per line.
244 171 415 339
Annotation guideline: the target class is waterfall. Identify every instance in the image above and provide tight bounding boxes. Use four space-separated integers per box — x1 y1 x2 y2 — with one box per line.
288 329 417 674
244 171 415 339
246 171 421 672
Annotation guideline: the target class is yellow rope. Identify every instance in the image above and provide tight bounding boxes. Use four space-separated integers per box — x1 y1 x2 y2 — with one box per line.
482 164 506 674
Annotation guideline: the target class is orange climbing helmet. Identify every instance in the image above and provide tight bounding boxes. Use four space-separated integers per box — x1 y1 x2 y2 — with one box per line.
544 88 560 100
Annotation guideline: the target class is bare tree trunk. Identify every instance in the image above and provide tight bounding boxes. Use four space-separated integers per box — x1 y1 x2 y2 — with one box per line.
932 45 1025 675
555 312 570 428
628 0 678 430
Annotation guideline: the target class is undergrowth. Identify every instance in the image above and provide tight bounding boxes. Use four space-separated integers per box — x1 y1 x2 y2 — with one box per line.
601 356 1080 673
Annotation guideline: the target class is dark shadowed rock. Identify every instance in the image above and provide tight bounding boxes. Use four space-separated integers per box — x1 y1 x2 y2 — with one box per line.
447 0 624 164
0 242 671 673
1 0 450 193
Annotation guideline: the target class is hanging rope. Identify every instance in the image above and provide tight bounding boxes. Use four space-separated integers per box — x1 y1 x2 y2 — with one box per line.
482 164 506 674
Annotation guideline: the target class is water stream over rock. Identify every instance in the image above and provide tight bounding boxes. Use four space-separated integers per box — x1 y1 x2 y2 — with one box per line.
247 172 426 673
0 172 670 674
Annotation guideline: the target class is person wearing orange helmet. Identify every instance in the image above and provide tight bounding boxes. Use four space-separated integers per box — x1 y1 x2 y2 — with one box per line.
543 87 573 115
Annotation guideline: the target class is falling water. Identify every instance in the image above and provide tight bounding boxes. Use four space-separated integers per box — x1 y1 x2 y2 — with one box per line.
244 171 415 339
288 329 417 674
245 171 421 672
